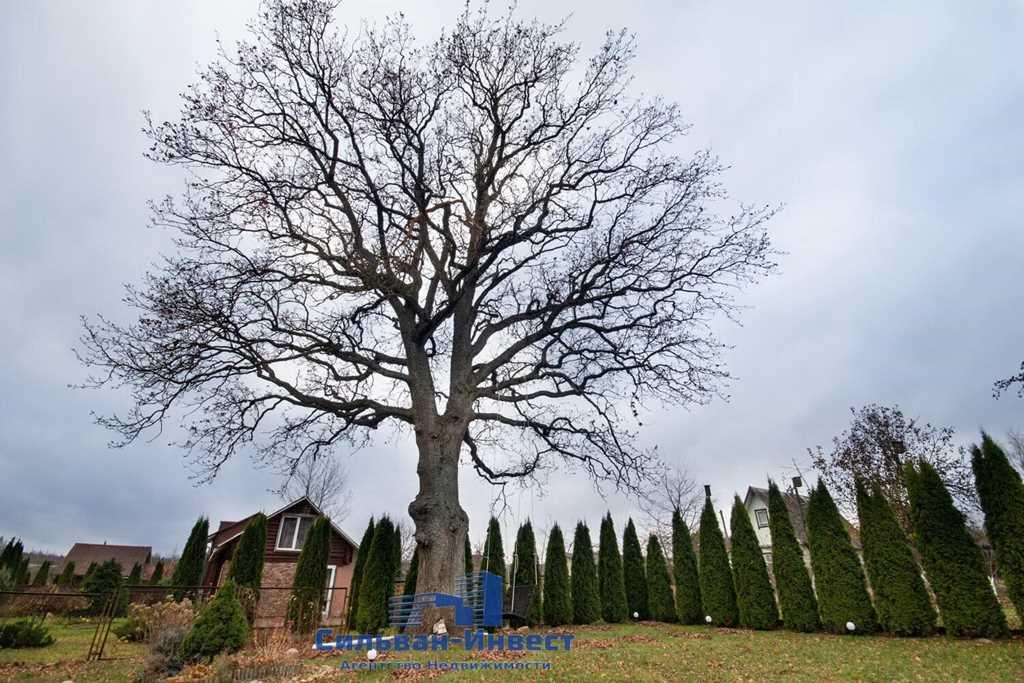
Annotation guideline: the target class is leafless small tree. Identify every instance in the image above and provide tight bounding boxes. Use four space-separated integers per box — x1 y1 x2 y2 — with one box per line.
277 455 351 522
395 519 417 561
77 0 776 618
637 462 702 551
810 403 977 531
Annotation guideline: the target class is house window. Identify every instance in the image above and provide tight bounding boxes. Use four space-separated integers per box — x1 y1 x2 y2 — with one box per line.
755 508 770 528
323 565 337 617
276 515 314 551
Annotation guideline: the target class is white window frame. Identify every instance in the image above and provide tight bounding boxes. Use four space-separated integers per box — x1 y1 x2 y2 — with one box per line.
275 514 315 552
323 565 337 617
754 508 770 529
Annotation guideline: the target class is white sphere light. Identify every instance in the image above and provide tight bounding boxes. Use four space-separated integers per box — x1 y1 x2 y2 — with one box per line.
705 615 712 624
633 611 639 619
845 621 856 632
367 648 378 661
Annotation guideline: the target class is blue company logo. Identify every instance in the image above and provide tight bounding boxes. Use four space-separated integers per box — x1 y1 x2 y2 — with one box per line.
389 570 503 629
314 571 574 654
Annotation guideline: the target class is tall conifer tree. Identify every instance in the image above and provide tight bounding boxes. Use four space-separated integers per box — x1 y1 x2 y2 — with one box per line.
645 535 676 622
972 433 1024 619
698 495 738 626
172 516 209 600
806 482 876 633
906 461 1008 637
621 518 648 619
482 517 506 590
767 480 819 632
543 524 572 626
510 521 541 626
671 508 702 624
288 517 331 633
855 480 935 636
571 522 600 624
598 513 628 623
729 496 777 629
347 517 375 627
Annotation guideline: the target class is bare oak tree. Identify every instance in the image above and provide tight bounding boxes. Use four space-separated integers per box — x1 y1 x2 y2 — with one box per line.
277 455 351 522
810 403 977 531
78 0 776 615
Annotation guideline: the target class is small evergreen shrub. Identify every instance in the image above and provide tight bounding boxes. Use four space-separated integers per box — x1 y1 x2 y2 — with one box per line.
149 560 164 585
906 461 1008 638
645 534 676 622
180 580 250 662
55 561 76 587
570 522 600 625
31 561 51 586
598 513 628 623
855 480 936 636
698 495 738 626
542 524 572 626
0 619 55 648
767 480 819 632
622 519 648 620
806 482 876 634
671 508 702 624
729 496 778 629
84 559 125 616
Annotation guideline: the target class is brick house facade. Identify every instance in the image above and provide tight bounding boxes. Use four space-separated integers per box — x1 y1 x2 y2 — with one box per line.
203 497 357 628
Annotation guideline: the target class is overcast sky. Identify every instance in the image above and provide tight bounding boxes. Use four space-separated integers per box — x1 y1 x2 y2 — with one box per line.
2 1 1022 558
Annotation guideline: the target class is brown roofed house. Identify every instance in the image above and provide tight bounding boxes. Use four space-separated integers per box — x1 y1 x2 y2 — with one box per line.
204 496 358 628
61 543 152 577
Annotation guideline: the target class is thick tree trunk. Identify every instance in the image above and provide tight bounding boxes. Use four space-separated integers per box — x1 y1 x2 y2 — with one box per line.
407 422 468 632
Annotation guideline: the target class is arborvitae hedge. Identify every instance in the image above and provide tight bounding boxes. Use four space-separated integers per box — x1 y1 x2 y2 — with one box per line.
510 521 541 626
32 561 51 587
598 513 628 623
730 496 778 629
972 433 1024 620
855 480 935 636
172 516 209 600
698 496 738 626
543 524 572 626
14 558 29 586
806 482 876 633
403 548 419 596
127 562 142 585
56 561 75 587
767 481 819 632
347 517 375 627
482 517 506 589
288 517 331 633
356 516 398 633
465 533 474 574
82 562 98 587
622 519 648 620
671 508 702 624
149 560 164 585
180 580 250 662
571 522 600 624
645 534 676 622
906 461 1008 637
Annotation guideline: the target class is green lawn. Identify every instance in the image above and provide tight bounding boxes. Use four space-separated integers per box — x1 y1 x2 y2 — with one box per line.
0 619 145 682
1 621 1022 681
